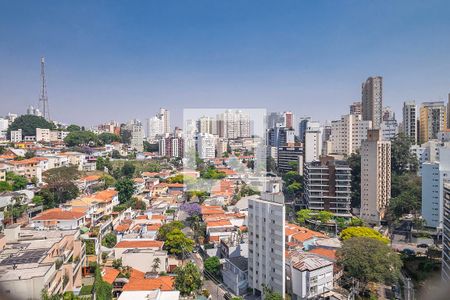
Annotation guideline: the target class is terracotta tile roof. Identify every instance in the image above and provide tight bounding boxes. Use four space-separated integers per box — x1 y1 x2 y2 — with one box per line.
209 236 220 241
92 189 118 202
133 178 145 183
167 183 185 188
142 172 159 177
123 275 175 291
308 247 337 261
201 205 225 216
285 223 326 242
32 208 86 221
151 215 166 220
80 175 101 182
206 220 233 227
147 224 161 231
136 215 148 220
115 240 164 249
115 223 130 233
102 267 120 284
8 157 48 165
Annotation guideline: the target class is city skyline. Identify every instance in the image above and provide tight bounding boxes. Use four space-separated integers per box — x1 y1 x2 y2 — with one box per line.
1 1 450 126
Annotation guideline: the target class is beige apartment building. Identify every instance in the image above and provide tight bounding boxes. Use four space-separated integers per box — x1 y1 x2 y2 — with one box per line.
360 129 391 224
419 101 447 144
0 225 85 299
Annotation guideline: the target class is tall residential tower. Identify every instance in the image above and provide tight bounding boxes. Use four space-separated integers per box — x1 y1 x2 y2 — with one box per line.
361 76 383 129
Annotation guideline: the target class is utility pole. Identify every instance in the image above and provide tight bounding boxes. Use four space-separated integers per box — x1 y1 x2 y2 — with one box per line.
39 57 50 121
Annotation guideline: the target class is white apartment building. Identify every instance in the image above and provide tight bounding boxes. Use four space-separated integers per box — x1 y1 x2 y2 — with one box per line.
380 119 398 141
36 128 51 142
421 147 450 228
286 251 334 300
147 116 163 141
10 129 22 143
360 129 391 224
304 123 323 163
197 133 216 159
330 114 372 156
403 101 417 144
159 108 170 134
220 110 251 139
0 118 9 139
248 179 285 296
130 122 144 152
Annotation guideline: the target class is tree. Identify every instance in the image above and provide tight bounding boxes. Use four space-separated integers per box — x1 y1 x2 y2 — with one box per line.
200 166 226 179
347 151 361 208
157 221 185 241
262 285 283 300
24 150 36 159
66 124 81 132
94 265 112 300
98 132 120 145
112 258 122 269
7 115 55 139
101 174 116 188
32 195 44 206
120 129 132 144
337 237 402 292
0 181 12 192
39 174 79 208
101 233 117 248
44 166 80 181
151 257 161 273
164 228 194 256
121 161 136 178
64 130 98 147
391 133 418 174
130 198 146 210
144 141 159 152
297 209 313 224
115 178 135 203
317 211 333 223
96 157 113 171
288 161 299 172
204 256 221 277
167 174 185 184
340 226 389 244
180 203 201 217
174 262 202 296
6 172 28 190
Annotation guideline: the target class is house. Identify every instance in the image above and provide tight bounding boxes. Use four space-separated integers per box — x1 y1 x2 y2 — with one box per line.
286 251 334 300
222 256 248 296
206 219 235 243
76 175 102 190
6 157 48 182
114 240 164 259
133 178 145 195
121 248 168 273
0 226 85 299
32 206 87 230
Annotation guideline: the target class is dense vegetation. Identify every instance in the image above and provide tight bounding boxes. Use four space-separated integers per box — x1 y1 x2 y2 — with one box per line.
7 115 55 139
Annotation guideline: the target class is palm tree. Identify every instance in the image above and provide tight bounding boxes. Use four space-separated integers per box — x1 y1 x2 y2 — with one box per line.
152 257 161 273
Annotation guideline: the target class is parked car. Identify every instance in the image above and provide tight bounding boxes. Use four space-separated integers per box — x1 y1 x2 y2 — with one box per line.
417 243 429 248
402 248 415 255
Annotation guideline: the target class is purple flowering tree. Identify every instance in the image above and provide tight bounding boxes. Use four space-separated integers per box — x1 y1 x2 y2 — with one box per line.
180 203 201 217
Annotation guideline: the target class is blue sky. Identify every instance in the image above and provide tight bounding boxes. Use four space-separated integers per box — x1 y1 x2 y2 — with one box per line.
1 1 450 127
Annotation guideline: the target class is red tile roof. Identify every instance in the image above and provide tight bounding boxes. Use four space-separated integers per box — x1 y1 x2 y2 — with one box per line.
102 267 120 284
32 208 86 221
115 240 164 249
308 248 337 261
123 275 175 291
92 189 118 202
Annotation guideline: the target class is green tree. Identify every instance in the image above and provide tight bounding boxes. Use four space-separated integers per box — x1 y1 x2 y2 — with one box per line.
340 226 389 244
44 166 80 181
143 141 159 152
391 133 418 174
115 178 135 203
347 151 361 208
98 132 120 145
164 228 194 256
130 198 147 210
151 257 161 273
112 258 122 269
200 166 226 179
101 174 116 188
66 124 81 132
337 237 402 292
7 115 55 139
96 157 113 171
6 172 28 190
94 265 112 300
262 285 283 300
101 233 117 248
174 262 202 296
0 181 13 192
39 175 79 208
120 129 132 144
157 221 185 241
167 174 185 184
204 256 221 277
32 195 44 206
317 211 333 223
24 150 36 159
296 209 313 224
64 130 98 147
121 161 136 178
288 161 299 172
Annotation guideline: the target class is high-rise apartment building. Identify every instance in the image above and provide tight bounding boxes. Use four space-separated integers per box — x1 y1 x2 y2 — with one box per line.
298 117 312 143
330 114 372 156
197 133 216 159
419 102 447 144
130 121 144 152
220 110 251 139
147 116 164 141
267 112 284 129
304 156 352 217
350 101 362 116
248 179 285 297
159 136 184 158
304 122 322 163
421 147 450 228
442 181 450 281
360 129 391 224
283 111 294 129
403 101 417 144
362 76 383 129
447 93 450 130
197 116 217 135
159 108 170 134
277 144 303 174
